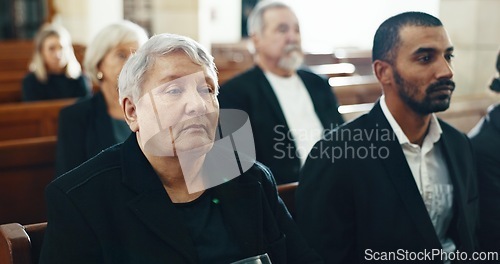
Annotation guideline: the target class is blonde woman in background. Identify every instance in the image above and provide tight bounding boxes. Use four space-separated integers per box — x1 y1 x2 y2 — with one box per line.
22 23 90 101
55 20 148 177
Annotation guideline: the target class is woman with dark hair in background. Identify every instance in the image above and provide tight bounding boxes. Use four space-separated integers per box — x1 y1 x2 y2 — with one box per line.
22 23 90 101
54 20 148 176
469 50 500 253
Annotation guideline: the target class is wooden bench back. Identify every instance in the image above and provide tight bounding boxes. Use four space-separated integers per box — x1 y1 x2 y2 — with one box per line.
0 99 75 141
0 41 86 103
0 222 46 264
331 75 381 105
277 182 299 218
338 94 496 133
0 41 33 72
212 43 254 85
0 137 57 225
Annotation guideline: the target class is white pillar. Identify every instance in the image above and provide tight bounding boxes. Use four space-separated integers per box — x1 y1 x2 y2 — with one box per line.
52 0 123 45
440 0 500 95
150 0 212 50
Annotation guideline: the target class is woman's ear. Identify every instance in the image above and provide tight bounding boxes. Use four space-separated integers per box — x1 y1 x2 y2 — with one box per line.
373 60 393 86
122 97 139 132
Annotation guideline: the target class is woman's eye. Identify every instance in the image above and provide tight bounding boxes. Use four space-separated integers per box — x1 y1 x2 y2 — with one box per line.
198 86 212 94
117 52 128 60
166 87 183 94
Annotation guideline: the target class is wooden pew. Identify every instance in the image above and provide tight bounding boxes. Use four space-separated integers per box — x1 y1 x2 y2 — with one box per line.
303 52 339 66
0 99 75 141
307 63 356 78
333 49 373 76
436 94 496 133
277 182 299 218
331 75 381 105
211 42 374 86
0 41 33 103
0 137 56 225
0 222 46 264
212 42 254 85
0 41 33 72
338 93 496 133
338 102 375 122
0 99 76 225
0 40 87 103
0 71 26 103
0 41 85 72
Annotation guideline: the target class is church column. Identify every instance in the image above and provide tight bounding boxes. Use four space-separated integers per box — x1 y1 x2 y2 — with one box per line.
440 0 500 95
52 0 123 45
150 0 211 50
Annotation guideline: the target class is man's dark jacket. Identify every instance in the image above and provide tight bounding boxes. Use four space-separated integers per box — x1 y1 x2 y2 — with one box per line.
219 66 343 184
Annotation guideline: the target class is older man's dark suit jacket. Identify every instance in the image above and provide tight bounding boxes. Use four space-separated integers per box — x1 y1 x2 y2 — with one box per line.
469 104 500 253
55 92 128 176
218 66 344 184
296 102 479 264
40 135 322 264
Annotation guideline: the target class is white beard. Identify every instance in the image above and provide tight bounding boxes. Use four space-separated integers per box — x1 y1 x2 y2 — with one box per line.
278 47 304 71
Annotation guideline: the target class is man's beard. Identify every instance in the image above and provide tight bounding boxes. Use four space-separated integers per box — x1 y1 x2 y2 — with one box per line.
393 68 455 115
278 44 303 71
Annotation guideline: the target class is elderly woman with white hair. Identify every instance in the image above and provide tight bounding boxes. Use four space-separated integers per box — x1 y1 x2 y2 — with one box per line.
40 33 322 264
54 20 148 176
22 23 90 101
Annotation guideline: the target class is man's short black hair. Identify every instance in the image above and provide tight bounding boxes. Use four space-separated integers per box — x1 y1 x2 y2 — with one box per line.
372 12 443 63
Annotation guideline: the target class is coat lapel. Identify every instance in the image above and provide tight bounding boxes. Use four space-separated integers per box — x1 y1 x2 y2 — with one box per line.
253 66 290 129
438 123 472 250
368 103 442 248
297 70 329 127
121 135 198 264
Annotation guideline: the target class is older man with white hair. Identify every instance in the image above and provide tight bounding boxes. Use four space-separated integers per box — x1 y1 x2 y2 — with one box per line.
218 1 344 184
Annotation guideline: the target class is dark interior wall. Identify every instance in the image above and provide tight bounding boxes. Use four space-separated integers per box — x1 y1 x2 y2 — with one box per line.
1 0 46 40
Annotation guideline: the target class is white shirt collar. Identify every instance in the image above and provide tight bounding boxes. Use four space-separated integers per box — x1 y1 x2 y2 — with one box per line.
379 95 442 146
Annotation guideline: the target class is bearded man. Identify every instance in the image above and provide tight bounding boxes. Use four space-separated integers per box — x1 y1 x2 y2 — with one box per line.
296 11 479 264
218 1 343 184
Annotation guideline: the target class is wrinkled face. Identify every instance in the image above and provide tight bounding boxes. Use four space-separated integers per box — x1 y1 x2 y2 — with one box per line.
254 7 303 71
134 51 219 156
392 26 455 114
41 35 66 73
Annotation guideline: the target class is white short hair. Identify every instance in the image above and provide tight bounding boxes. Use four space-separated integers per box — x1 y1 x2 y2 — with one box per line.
247 1 293 36
84 20 148 85
118 33 218 103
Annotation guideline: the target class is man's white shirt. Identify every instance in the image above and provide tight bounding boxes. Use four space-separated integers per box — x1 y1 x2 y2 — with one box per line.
264 71 324 166
380 95 455 263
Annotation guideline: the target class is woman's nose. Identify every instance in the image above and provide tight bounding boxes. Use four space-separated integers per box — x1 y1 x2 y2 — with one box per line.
185 89 208 116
